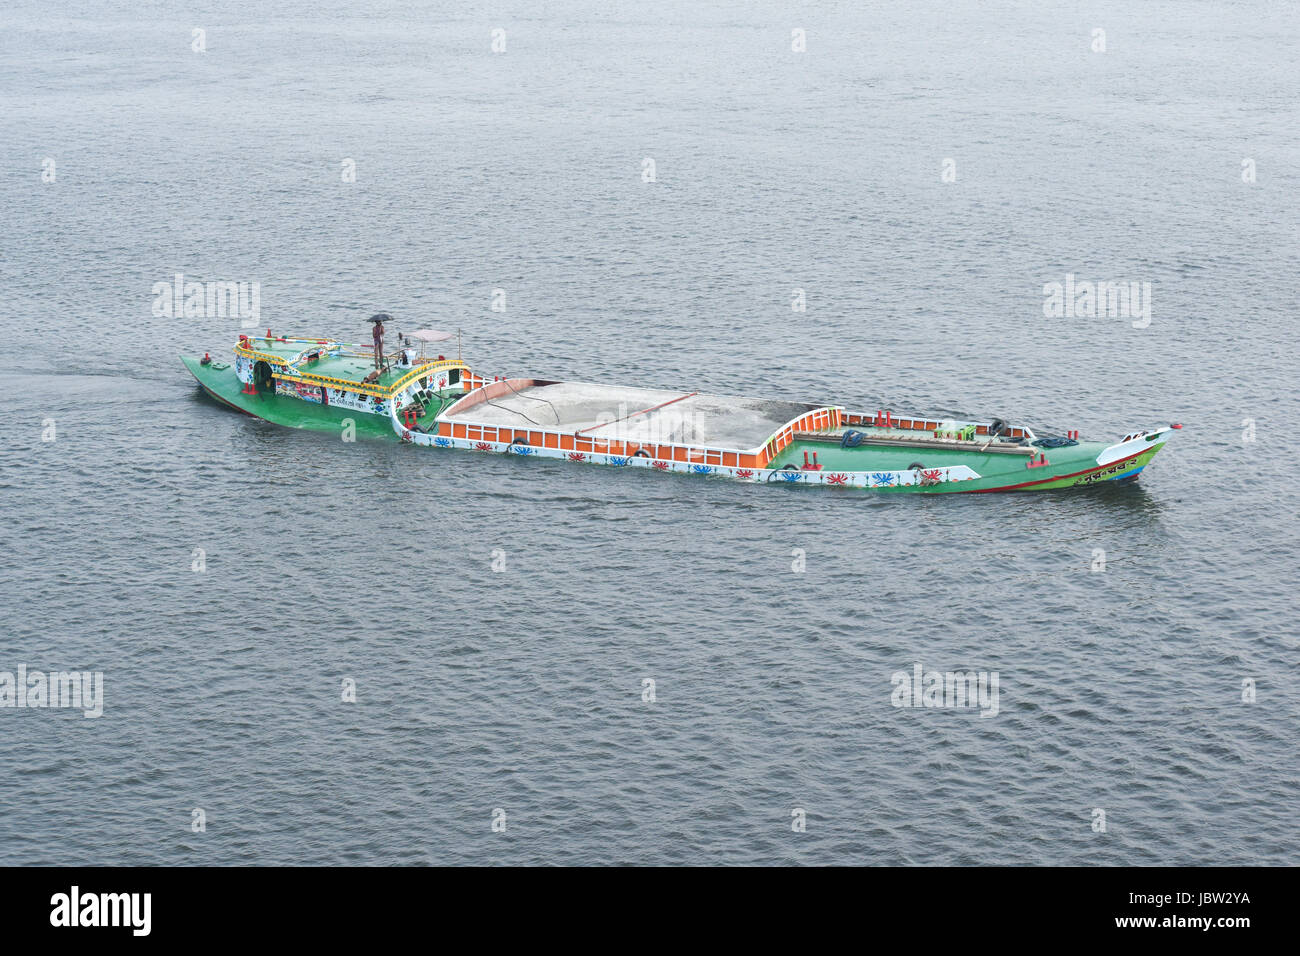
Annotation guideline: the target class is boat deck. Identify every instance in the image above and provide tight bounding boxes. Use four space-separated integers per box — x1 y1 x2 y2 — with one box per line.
792 426 1036 455
442 380 828 451
768 433 1109 474
297 353 410 387
243 343 413 387
236 335 467 397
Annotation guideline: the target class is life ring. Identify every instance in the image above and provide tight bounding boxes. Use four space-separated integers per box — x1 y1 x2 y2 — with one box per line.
987 418 1007 438
632 449 650 458
908 461 925 471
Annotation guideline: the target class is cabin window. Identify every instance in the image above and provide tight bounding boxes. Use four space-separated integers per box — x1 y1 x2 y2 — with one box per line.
448 368 460 386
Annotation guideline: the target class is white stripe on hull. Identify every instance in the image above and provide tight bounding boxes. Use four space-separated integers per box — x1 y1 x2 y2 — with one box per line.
397 429 983 489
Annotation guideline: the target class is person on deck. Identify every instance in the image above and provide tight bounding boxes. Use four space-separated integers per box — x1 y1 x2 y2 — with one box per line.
372 317 385 369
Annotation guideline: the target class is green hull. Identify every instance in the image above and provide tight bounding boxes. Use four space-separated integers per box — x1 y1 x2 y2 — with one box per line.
766 436 1165 493
182 356 398 440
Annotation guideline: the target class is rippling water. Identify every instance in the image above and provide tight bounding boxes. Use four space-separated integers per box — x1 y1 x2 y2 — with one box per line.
2 0 1298 865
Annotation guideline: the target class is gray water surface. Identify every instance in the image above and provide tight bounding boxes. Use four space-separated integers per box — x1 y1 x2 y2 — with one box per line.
1 0 1297 865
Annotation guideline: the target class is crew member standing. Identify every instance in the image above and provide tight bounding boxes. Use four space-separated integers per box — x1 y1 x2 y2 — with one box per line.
372 316 385 369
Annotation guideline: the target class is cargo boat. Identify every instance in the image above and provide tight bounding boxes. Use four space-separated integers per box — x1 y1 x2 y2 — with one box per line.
182 330 1177 493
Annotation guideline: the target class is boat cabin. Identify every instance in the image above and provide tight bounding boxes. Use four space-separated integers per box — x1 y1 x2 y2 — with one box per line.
232 332 481 430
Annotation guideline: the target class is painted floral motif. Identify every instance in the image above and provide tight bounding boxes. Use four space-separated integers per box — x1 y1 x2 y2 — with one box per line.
568 452 588 462
870 472 896 486
433 437 452 447
474 442 493 451
735 469 755 479
825 473 849 484
920 468 944 485
690 464 715 475
779 470 803 482
511 445 534 455
608 456 630 466
651 460 670 470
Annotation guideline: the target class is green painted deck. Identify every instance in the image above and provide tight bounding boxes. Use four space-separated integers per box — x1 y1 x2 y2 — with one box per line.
415 394 458 427
239 337 454 389
294 353 410 387
770 437 1100 472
